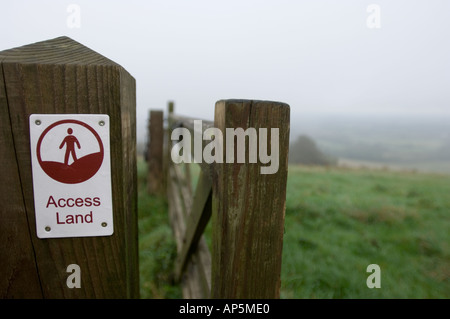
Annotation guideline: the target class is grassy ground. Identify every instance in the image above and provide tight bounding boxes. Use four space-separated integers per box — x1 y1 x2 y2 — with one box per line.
138 159 181 298
282 166 450 298
138 159 450 298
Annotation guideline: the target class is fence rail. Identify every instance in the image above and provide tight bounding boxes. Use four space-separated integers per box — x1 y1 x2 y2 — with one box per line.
148 99 290 298
1 37 289 299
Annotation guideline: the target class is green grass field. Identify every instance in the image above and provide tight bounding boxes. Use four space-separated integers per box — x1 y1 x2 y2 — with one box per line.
138 159 450 299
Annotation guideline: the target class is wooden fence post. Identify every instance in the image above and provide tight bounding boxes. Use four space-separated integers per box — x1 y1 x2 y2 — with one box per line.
211 99 290 298
147 110 164 195
165 101 174 196
0 37 138 298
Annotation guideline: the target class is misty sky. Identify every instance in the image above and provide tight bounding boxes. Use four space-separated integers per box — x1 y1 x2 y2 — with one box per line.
1 0 450 138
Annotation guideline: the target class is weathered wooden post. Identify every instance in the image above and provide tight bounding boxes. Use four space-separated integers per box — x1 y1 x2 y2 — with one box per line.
0 37 138 298
165 101 174 198
211 99 290 298
147 110 164 195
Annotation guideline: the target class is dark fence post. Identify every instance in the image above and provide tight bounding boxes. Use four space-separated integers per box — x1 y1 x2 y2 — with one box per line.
147 110 164 195
165 101 174 198
0 37 138 298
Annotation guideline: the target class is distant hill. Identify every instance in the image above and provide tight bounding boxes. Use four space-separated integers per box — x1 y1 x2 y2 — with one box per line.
289 134 336 166
289 112 450 174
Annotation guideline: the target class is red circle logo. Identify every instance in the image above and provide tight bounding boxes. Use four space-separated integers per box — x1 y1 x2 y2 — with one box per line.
36 119 104 184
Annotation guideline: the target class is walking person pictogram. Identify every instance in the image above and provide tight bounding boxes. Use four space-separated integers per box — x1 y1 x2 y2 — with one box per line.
36 119 105 184
59 128 81 165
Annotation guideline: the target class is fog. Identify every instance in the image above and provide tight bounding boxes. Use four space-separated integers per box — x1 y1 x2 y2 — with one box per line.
1 1 449 171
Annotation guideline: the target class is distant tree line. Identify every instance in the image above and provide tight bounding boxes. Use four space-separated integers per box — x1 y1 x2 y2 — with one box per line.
289 135 337 166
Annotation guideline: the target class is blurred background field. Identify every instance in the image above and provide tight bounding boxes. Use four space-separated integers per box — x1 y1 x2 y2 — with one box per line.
281 165 449 298
137 157 450 299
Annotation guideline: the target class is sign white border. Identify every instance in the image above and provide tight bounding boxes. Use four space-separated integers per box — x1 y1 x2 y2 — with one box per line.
29 114 114 239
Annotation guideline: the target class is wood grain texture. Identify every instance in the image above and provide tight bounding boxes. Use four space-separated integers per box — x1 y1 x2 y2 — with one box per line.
166 104 213 298
173 164 193 217
0 62 43 298
0 37 138 298
168 164 212 298
119 66 139 298
211 99 290 299
175 169 212 281
181 238 211 298
167 167 187 252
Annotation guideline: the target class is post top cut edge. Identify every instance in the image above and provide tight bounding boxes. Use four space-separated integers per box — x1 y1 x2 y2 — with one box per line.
0 36 121 67
215 99 290 109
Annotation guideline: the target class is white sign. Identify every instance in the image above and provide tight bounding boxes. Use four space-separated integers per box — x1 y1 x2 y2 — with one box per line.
29 114 114 238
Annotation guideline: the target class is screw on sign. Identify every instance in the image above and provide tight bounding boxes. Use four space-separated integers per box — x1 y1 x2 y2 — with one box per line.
29 114 114 239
